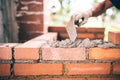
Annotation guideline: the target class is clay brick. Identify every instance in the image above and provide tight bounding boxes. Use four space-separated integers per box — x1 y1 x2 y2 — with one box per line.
0 64 10 76
41 78 85 80
66 63 110 75
18 23 43 32
77 33 94 39
0 43 18 60
88 78 120 80
108 32 120 44
89 48 120 60
113 63 120 74
86 28 104 32
14 41 44 60
14 63 62 75
16 14 44 22
17 4 43 11
48 26 67 33
48 26 86 33
59 33 94 40
42 48 85 60
76 27 87 32
96 33 104 39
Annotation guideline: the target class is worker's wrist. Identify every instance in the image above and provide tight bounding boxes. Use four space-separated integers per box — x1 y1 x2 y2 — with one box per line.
88 8 95 17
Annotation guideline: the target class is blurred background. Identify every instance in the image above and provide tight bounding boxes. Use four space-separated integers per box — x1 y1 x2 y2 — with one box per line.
48 0 120 40
0 0 120 43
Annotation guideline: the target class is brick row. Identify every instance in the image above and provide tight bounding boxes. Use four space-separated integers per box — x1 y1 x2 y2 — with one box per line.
12 63 120 76
48 26 105 33
48 26 105 40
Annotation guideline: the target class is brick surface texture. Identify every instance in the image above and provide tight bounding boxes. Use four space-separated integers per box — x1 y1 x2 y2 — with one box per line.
108 32 120 44
0 64 11 76
14 41 43 60
89 48 120 60
113 63 120 74
0 43 18 60
66 63 110 75
42 48 85 60
14 63 62 75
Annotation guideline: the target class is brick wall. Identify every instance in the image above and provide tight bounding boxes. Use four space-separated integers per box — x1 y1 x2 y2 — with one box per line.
0 32 120 80
48 26 105 40
16 0 49 42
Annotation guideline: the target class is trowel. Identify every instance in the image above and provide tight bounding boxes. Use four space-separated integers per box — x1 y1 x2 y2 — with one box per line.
66 17 84 42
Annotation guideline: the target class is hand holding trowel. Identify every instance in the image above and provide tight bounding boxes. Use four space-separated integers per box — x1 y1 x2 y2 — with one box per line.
66 16 84 42
66 11 92 42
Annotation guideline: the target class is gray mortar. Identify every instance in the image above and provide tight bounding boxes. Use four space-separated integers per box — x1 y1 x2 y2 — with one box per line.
50 38 120 48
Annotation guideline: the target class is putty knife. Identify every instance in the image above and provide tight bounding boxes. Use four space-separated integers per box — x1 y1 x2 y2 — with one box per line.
66 17 77 42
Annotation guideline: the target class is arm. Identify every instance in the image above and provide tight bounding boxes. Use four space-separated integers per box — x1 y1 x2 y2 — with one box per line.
91 0 113 17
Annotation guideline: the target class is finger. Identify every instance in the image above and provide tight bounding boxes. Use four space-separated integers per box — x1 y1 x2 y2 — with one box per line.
75 14 83 21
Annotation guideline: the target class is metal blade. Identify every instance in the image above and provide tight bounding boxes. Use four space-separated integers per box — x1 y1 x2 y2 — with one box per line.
66 17 77 42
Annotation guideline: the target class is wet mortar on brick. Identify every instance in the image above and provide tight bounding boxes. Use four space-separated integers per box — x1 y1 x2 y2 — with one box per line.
50 38 120 48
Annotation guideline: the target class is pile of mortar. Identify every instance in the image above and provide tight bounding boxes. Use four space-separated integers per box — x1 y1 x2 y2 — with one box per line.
50 38 120 48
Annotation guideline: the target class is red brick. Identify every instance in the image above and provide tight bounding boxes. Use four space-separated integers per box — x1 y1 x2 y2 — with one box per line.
17 4 43 12
96 33 104 39
14 63 62 75
76 27 86 32
42 48 85 60
66 63 110 75
41 78 85 80
0 43 18 60
108 32 120 44
0 64 11 76
89 48 120 60
77 33 94 39
59 33 94 40
16 14 44 22
86 28 104 32
113 63 120 74
48 26 67 33
88 78 120 80
48 26 86 33
14 41 44 60
18 23 43 32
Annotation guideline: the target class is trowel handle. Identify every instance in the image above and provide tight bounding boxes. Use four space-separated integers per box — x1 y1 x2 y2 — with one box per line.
74 17 84 26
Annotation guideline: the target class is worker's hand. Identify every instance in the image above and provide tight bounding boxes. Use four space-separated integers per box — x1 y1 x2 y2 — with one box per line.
72 10 92 26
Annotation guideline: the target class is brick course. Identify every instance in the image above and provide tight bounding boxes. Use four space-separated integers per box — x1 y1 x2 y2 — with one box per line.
48 26 105 40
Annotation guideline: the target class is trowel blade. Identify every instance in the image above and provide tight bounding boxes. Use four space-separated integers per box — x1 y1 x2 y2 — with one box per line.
66 17 77 42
